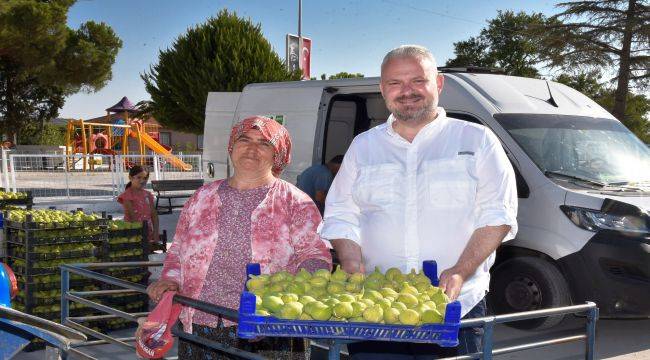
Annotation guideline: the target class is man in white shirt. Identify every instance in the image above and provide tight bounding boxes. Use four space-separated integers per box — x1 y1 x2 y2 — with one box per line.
319 45 518 358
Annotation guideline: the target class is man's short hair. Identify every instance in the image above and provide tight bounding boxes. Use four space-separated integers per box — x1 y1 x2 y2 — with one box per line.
328 155 344 164
381 45 438 74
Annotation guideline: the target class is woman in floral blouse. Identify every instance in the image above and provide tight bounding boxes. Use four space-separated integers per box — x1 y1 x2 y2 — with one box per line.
147 116 332 359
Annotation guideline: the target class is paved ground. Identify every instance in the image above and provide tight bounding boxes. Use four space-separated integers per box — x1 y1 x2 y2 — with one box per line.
12 204 650 359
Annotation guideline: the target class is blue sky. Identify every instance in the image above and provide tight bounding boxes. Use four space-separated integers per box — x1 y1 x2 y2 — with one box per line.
61 0 559 119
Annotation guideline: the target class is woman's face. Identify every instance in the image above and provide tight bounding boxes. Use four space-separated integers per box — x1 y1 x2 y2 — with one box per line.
231 129 275 174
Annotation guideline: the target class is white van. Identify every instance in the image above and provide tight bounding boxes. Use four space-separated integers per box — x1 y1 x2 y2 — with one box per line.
203 71 650 329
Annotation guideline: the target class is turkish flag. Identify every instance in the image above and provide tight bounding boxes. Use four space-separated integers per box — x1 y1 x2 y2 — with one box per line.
301 38 311 80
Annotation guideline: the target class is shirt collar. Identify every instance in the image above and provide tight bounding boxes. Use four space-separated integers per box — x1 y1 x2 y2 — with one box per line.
385 107 448 144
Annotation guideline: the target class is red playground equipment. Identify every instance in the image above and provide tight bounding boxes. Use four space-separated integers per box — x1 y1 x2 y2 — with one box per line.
65 97 191 171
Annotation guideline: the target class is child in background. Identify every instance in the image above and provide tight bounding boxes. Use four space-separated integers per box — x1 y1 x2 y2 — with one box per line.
117 165 159 243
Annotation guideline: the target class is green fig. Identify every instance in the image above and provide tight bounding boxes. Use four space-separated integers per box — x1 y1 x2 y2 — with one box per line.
278 301 303 320
384 307 400 324
348 272 365 284
331 265 349 282
338 294 356 303
333 301 354 319
399 309 420 325
350 301 367 317
366 266 384 283
309 276 328 288
385 267 403 282
421 307 444 323
327 281 346 295
246 275 268 291
379 287 399 298
295 268 312 282
306 301 332 321
261 295 284 313
362 304 384 323
392 301 408 311
313 268 331 280
299 295 317 305
281 293 300 303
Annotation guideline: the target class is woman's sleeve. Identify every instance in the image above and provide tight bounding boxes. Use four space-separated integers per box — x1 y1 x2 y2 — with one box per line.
159 196 192 284
288 198 333 272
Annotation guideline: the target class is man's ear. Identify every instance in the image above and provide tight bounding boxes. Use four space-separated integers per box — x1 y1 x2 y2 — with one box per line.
437 74 445 95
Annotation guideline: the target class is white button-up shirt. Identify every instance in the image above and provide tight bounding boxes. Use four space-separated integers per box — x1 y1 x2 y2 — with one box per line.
320 108 518 316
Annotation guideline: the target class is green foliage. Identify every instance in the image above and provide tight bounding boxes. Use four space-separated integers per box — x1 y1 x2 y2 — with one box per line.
536 0 649 120
446 11 552 77
0 0 122 140
597 91 650 143
554 71 605 100
448 4 649 140
318 72 365 80
142 9 300 134
18 123 67 146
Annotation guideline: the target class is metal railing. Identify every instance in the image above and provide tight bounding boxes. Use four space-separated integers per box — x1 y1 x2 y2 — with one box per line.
1 150 203 200
60 261 598 360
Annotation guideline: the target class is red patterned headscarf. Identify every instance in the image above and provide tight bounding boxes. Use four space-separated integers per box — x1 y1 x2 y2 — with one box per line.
228 116 292 176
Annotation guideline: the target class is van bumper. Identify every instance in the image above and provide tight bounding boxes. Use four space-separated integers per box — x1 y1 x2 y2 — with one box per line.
557 229 650 318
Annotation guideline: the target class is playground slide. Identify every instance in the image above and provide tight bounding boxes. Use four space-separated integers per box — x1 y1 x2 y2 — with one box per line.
137 131 193 171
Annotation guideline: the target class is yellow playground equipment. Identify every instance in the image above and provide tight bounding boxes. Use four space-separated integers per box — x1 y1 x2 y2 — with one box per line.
64 97 192 171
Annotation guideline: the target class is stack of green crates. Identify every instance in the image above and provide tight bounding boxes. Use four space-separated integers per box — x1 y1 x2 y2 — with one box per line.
2 209 107 322
2 209 152 333
99 218 150 331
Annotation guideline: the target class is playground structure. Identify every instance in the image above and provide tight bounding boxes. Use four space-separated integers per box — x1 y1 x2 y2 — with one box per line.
64 97 192 171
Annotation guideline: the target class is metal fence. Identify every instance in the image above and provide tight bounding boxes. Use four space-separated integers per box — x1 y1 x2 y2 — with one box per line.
60 261 599 360
0 150 202 200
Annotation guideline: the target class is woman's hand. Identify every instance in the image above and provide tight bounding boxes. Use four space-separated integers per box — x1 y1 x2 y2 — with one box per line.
147 279 179 302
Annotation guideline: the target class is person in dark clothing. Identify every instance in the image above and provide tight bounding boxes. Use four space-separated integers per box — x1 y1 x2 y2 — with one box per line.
296 155 343 213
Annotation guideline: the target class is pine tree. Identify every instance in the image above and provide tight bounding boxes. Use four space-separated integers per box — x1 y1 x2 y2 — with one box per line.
538 0 649 121
141 9 300 134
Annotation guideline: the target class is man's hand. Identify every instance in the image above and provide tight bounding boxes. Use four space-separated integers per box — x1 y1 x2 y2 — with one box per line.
438 267 466 301
439 225 511 301
331 238 364 273
147 279 179 303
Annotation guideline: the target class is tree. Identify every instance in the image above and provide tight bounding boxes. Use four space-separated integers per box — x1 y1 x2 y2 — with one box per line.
446 11 552 77
18 123 67 146
0 0 122 141
598 91 650 143
537 0 650 121
317 72 365 80
142 9 300 134
554 70 605 99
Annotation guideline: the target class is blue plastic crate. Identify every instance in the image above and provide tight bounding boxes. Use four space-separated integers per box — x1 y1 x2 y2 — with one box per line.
237 260 461 347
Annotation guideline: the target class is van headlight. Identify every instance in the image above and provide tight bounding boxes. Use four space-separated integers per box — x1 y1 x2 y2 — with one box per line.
560 205 649 234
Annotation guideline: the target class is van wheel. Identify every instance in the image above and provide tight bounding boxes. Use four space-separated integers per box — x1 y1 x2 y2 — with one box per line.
489 256 571 330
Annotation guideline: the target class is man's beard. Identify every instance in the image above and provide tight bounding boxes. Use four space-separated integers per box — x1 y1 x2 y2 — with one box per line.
387 94 436 123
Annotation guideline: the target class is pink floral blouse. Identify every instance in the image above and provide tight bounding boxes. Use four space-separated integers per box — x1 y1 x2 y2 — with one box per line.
160 179 332 332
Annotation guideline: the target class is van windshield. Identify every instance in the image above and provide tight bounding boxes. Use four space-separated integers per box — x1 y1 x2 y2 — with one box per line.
494 114 650 186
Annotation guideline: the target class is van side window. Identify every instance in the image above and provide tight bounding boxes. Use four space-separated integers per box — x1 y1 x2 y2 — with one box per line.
447 112 530 198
